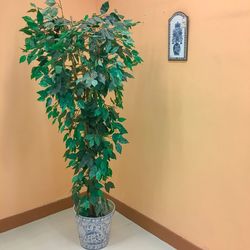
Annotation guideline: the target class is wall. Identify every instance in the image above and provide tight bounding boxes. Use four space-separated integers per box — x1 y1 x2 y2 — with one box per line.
1 0 250 249
0 0 97 219
104 0 250 250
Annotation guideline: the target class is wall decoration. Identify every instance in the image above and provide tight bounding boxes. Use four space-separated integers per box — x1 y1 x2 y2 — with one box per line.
168 12 189 61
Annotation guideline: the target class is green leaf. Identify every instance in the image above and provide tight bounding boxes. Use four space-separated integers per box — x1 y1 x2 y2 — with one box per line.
76 78 83 85
20 27 33 35
112 133 120 143
85 134 94 141
22 16 34 24
31 66 43 80
95 182 103 189
115 143 122 154
27 52 37 64
46 97 52 107
110 46 119 54
94 136 101 146
66 138 76 150
80 196 90 210
19 55 26 63
68 160 76 167
72 175 78 183
98 73 106 84
119 135 129 144
105 181 115 193
46 0 56 6
100 1 109 14
104 29 114 40
96 171 102 181
97 59 103 66
37 90 48 102
91 79 98 87
89 165 97 179
94 108 102 117
63 133 69 142
50 7 58 17
37 10 43 24
107 167 113 177
105 41 112 53
46 106 52 113
77 100 85 109
114 122 128 134
82 198 90 210
55 65 62 74
39 79 49 87
67 153 76 160
89 139 95 148
118 117 126 122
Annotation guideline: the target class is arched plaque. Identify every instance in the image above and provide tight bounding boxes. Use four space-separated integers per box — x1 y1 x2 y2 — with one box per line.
168 12 189 61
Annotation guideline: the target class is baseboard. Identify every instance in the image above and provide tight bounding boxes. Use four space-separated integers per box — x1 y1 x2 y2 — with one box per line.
106 194 202 250
0 194 202 250
0 196 73 233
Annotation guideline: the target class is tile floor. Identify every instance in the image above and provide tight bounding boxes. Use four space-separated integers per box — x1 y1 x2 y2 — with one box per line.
0 209 175 250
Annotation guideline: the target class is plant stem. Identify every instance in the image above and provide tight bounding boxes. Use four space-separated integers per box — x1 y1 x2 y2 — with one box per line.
58 0 65 18
87 185 96 217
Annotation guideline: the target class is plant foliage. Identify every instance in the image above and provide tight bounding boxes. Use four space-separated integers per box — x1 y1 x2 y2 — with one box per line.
20 0 142 217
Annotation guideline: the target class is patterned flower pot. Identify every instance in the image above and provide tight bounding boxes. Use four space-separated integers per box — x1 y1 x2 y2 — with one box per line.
75 200 115 250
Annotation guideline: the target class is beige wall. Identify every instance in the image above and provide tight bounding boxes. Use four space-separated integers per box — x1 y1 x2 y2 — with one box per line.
105 0 250 250
0 0 97 219
1 0 250 249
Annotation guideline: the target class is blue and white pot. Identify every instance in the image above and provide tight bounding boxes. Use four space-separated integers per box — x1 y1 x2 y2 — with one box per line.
75 200 115 250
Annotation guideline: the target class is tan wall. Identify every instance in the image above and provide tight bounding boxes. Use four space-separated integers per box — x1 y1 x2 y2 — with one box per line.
0 0 97 219
105 0 250 250
1 0 250 249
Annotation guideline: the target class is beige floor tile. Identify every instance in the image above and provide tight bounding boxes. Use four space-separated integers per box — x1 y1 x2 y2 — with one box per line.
0 209 175 250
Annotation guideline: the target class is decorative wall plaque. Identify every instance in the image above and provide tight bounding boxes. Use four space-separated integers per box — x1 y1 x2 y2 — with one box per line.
168 12 189 61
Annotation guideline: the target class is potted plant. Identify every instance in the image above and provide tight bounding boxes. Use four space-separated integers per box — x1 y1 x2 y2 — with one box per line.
20 0 142 249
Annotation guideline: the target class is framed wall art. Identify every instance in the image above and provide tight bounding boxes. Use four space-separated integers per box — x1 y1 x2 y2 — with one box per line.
168 12 189 61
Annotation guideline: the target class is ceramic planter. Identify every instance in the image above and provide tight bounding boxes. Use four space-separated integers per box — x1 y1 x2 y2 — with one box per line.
75 200 115 250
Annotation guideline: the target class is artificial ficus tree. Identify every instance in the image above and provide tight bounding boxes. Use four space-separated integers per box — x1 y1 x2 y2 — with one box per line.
20 0 142 217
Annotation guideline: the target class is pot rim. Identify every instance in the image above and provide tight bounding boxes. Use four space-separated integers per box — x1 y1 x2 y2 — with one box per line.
75 199 116 220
